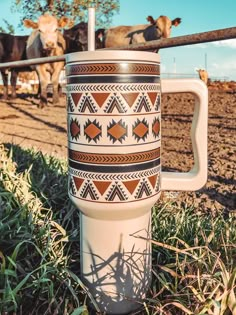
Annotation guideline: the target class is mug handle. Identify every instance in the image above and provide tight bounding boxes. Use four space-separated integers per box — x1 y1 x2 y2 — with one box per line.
160 78 208 191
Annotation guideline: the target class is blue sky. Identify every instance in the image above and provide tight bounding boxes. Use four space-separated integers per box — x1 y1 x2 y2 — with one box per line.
111 0 236 81
0 0 236 80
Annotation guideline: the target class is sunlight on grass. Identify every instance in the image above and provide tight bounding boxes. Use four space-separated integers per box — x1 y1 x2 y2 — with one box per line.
0 144 235 314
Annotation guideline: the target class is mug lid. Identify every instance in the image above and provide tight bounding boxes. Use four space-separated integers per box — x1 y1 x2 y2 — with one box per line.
66 50 160 64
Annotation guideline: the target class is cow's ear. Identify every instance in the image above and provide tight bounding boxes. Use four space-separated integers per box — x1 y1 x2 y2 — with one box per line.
23 19 38 29
147 16 155 25
172 18 181 27
58 16 74 28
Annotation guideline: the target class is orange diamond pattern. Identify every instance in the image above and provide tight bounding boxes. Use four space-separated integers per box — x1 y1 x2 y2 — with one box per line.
84 119 102 142
107 119 127 143
133 123 148 138
70 119 80 139
109 124 125 139
152 118 160 137
85 124 101 139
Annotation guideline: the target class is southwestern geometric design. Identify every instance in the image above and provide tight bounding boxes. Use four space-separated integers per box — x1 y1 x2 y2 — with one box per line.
147 92 158 106
66 63 160 76
104 93 127 113
69 148 160 164
135 178 153 199
154 94 161 111
67 94 75 112
134 94 151 112
70 92 82 108
68 114 160 145
80 180 99 200
107 119 128 143
121 92 139 107
68 90 160 114
152 117 160 138
69 177 77 195
69 170 160 203
91 93 110 107
67 83 160 93
70 118 80 140
66 59 161 204
105 182 129 201
132 118 149 142
84 119 102 143
78 93 97 113
69 166 160 181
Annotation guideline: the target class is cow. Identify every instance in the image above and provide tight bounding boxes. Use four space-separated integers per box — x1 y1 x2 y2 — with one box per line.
23 13 71 108
63 22 105 52
0 33 29 99
102 15 181 48
63 21 88 53
197 69 208 85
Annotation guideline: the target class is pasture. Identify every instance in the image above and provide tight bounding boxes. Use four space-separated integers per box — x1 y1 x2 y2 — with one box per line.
0 87 235 314
0 87 235 212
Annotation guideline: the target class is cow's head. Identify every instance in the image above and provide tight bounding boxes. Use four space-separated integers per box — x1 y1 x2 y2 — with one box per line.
24 13 72 52
197 69 208 84
95 29 106 49
148 15 181 38
64 22 88 52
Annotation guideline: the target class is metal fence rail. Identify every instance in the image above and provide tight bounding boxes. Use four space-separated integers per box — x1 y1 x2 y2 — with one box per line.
0 26 236 69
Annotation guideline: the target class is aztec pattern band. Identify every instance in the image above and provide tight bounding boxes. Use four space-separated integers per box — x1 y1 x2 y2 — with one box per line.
66 61 161 204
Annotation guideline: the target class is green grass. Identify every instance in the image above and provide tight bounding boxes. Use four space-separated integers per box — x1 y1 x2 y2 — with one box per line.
0 144 235 314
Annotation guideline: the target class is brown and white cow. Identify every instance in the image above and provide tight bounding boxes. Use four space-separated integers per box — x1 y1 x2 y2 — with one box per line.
23 13 71 108
197 69 208 85
103 15 181 48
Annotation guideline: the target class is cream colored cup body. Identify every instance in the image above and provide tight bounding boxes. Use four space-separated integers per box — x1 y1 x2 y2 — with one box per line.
66 50 208 314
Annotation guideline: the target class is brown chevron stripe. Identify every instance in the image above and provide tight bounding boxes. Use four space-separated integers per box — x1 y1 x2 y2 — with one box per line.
69 148 160 164
67 63 160 75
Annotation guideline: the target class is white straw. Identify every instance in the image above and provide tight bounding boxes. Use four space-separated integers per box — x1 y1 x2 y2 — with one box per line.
88 7 95 51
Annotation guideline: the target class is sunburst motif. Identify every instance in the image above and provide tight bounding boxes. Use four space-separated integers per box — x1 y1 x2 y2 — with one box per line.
70 118 80 140
132 118 149 142
84 119 102 143
107 119 128 143
152 117 160 138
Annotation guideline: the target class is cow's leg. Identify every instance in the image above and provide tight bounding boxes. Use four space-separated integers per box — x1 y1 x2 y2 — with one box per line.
37 66 49 109
51 63 63 105
10 69 18 99
1 70 8 99
52 80 60 105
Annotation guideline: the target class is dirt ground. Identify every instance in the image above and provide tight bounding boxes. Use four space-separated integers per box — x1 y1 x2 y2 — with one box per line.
0 88 235 213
